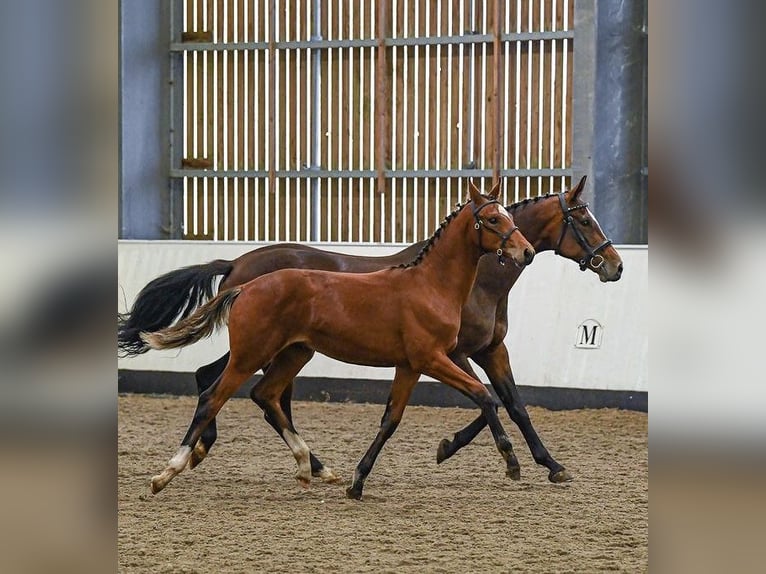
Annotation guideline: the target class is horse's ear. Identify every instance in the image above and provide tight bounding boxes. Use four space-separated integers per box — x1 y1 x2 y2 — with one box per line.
487 180 501 200
468 179 485 204
567 175 587 201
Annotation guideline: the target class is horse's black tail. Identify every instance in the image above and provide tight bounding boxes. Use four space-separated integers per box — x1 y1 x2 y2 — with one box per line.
118 259 234 357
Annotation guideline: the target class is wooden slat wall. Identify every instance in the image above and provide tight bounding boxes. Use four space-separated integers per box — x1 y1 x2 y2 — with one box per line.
180 0 573 242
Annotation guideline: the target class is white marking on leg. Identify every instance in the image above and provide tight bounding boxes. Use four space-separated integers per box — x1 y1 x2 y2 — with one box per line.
283 429 312 486
150 446 192 494
169 446 193 472
315 466 341 483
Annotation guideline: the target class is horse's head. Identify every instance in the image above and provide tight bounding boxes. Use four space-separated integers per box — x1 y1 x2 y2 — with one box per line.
552 176 623 282
468 180 535 268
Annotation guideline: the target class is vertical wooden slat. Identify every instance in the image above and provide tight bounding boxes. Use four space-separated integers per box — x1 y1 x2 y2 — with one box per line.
184 0 192 235
492 0 503 187
267 0 276 202
375 0 390 195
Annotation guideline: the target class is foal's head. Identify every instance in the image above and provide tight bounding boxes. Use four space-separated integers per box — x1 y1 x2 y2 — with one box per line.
549 176 623 282
468 180 535 267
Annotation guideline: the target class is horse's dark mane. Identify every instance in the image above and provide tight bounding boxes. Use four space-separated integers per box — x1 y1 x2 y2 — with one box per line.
506 192 558 213
394 191 561 270
395 201 468 269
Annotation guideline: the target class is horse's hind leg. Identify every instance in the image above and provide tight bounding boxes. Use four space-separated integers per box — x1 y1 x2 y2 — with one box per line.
151 359 261 494
274 378 339 483
189 352 230 469
250 345 332 487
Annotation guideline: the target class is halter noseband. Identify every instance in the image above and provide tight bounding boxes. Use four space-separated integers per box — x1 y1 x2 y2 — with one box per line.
554 193 613 271
472 200 520 266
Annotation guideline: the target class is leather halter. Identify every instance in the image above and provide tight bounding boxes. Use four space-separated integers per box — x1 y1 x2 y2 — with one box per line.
554 193 613 271
472 200 520 266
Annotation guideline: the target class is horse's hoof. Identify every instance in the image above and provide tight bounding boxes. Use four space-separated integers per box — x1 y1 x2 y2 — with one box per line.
436 439 451 464
313 467 342 484
150 475 167 494
296 471 312 489
505 467 521 481
189 441 208 470
549 468 574 483
345 485 363 500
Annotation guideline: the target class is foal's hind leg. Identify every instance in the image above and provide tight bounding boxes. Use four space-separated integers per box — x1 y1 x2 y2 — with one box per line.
190 352 230 469
275 379 339 482
151 358 260 494
250 344 340 484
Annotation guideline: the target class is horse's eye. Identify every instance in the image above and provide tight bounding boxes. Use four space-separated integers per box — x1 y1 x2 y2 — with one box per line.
581 219 591 226
488 217 498 225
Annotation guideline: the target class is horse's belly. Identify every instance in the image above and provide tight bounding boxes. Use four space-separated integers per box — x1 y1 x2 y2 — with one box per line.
307 332 403 369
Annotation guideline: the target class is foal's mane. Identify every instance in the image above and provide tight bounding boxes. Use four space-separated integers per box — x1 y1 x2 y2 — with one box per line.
395 201 468 269
394 192 562 270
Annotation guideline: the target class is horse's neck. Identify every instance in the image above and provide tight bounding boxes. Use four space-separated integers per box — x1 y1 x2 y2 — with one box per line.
510 198 557 253
416 210 481 304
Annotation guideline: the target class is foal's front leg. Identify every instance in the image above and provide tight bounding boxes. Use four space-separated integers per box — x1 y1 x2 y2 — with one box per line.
346 366 420 500
434 353 521 480
423 354 521 479
474 344 571 482
437 344 572 483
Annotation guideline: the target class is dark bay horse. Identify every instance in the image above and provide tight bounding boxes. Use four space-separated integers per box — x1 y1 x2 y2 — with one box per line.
142 183 535 498
119 176 622 485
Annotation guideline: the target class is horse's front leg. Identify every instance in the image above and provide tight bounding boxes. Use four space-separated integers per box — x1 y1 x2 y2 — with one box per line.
473 344 572 483
346 366 420 500
434 354 515 472
423 354 521 481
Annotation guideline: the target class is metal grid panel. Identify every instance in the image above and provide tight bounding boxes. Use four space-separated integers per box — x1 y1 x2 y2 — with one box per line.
174 0 574 242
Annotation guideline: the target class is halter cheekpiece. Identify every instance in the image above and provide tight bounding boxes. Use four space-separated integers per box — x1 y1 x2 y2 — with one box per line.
553 193 612 271
472 200 520 266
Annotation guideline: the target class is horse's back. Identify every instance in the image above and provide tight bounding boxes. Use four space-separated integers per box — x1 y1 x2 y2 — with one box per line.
223 242 424 288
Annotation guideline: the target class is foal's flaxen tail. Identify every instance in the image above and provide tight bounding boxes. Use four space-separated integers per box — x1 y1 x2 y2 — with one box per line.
139 287 242 351
118 259 234 357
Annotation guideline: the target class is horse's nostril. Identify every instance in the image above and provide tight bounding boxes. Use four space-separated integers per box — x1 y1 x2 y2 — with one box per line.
617 262 624 273
524 248 535 264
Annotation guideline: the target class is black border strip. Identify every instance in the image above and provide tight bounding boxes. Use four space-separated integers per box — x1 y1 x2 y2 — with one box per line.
118 370 647 412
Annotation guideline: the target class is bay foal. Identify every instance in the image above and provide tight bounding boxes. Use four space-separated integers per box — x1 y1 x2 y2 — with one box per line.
121 176 622 484
142 183 535 499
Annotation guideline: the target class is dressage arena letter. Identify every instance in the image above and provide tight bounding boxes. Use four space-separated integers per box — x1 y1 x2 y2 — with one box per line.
576 319 603 349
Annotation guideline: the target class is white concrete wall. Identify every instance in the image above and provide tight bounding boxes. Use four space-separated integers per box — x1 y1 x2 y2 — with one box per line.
118 241 647 392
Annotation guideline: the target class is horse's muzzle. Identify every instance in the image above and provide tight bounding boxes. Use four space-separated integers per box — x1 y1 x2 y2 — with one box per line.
523 247 535 266
600 261 623 282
